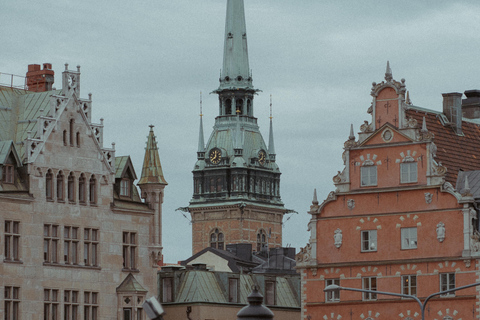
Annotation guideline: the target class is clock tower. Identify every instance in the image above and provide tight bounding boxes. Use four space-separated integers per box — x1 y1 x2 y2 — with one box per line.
188 0 285 254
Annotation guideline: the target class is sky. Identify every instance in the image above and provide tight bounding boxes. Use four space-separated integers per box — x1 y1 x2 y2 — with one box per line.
2 0 480 263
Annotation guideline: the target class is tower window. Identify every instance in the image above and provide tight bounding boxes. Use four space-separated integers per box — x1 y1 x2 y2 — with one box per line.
247 99 252 116
78 174 86 204
257 229 268 252
236 99 243 114
225 99 232 115
46 170 54 200
56 171 64 201
210 228 224 250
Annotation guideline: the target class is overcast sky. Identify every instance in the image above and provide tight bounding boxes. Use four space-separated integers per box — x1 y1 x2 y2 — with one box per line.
2 0 480 263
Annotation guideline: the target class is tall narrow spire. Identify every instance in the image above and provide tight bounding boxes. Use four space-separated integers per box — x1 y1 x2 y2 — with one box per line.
219 0 252 90
197 92 205 159
268 95 276 161
385 61 393 82
138 125 168 185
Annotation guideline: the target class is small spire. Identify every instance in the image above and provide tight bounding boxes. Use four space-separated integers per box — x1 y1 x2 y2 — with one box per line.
138 126 168 185
197 92 205 157
312 189 318 205
385 61 392 82
349 124 355 140
421 117 428 133
268 95 276 159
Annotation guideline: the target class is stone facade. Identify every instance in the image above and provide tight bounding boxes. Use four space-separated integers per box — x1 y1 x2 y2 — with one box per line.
0 64 166 320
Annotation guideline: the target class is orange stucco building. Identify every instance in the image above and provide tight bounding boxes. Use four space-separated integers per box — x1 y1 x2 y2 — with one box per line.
296 63 480 320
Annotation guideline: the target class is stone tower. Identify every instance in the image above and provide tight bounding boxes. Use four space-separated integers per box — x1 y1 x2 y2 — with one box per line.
188 0 285 254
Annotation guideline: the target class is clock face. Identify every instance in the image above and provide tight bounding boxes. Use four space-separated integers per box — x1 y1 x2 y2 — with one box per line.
258 150 266 166
209 148 222 164
68 75 76 88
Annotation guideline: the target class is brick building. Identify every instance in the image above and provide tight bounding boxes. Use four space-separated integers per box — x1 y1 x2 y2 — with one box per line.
296 63 480 319
0 64 167 319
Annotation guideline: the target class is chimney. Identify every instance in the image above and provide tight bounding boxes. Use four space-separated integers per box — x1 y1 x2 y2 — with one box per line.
26 63 54 92
462 90 480 119
442 92 463 135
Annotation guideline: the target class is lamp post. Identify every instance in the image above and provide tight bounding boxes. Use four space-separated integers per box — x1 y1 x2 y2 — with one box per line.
324 282 480 320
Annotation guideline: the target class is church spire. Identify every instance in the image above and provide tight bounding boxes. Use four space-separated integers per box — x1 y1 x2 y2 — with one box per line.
219 0 252 90
197 92 205 159
138 125 167 185
268 95 276 161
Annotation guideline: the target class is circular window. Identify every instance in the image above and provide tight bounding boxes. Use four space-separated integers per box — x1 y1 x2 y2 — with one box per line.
382 129 393 142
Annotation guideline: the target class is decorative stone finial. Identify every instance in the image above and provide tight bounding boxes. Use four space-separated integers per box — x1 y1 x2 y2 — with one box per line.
77 65 81 72
385 61 392 82
421 117 428 133
65 63 69 71
406 91 412 105
312 189 318 205
349 124 355 140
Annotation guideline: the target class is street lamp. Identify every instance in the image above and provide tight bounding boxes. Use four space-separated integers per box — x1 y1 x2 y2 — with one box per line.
324 282 480 320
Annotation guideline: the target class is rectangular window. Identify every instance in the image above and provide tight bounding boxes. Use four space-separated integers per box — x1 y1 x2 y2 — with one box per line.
362 277 377 301
122 232 137 270
401 227 417 249
44 289 59 320
44 224 59 263
162 278 173 303
264 280 276 306
64 226 79 264
229 278 239 303
64 290 79 320
325 279 340 302
361 166 377 186
84 228 99 266
402 275 417 296
361 230 377 252
120 179 130 197
123 308 132 320
4 220 20 261
4 286 20 320
401 162 418 183
440 273 455 296
84 292 98 320
3 164 14 184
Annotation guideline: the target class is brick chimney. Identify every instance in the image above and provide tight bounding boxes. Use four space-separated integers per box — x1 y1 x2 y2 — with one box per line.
26 63 54 92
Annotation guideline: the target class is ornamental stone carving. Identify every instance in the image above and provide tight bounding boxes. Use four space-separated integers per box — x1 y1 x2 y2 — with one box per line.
436 222 445 242
360 121 374 133
334 228 343 248
425 192 433 204
404 116 418 128
333 170 347 184
296 243 312 263
347 199 355 210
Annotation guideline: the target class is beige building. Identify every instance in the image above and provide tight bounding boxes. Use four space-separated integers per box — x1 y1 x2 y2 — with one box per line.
0 63 167 320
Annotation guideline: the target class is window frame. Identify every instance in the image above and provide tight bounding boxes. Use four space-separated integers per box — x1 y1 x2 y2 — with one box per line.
228 278 240 303
56 171 64 201
440 273 455 297
264 280 276 306
84 291 98 320
46 170 54 201
400 162 418 183
401 227 418 250
84 228 99 266
257 229 268 252
63 290 79 320
120 179 131 197
4 286 20 320
325 279 340 302
122 232 137 270
4 220 21 261
44 289 59 320
64 226 79 265
361 165 377 187
43 224 59 263
209 228 224 250
2 164 14 184
361 230 377 252
162 277 174 303
402 275 417 297
362 276 377 301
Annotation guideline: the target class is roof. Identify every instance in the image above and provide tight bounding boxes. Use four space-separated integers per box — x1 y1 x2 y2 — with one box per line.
138 126 167 185
116 273 148 293
181 246 257 273
176 271 228 303
456 170 480 199
406 107 480 185
0 140 21 166
115 156 137 180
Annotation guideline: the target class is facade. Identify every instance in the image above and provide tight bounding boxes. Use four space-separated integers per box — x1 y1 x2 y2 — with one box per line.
187 0 285 255
297 64 480 319
0 63 167 319
158 244 300 320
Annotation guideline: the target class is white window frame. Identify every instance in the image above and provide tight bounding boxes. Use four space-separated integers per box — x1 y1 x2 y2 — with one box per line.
401 227 417 249
401 162 418 183
362 277 377 301
361 166 377 186
120 179 130 197
402 275 417 296
440 273 455 297
325 279 340 302
361 230 377 252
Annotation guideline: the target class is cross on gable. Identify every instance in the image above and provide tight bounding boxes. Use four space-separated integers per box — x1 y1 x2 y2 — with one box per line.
384 101 391 114
377 116 382 127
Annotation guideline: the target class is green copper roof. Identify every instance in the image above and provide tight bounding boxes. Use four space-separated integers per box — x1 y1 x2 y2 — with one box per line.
116 273 148 293
138 125 167 185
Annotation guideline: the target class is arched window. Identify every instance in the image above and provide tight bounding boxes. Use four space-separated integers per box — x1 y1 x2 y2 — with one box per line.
76 132 80 147
67 172 75 202
63 130 68 146
46 170 53 200
210 228 224 250
247 99 252 116
78 174 86 203
236 99 243 114
69 119 75 146
56 171 64 201
257 229 268 252
225 99 232 115
89 175 96 204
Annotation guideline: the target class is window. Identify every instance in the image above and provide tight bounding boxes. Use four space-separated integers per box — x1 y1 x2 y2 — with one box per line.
401 162 417 183
63 130 68 146
57 171 64 201
361 166 377 186
265 280 276 305
123 308 132 320
69 119 75 146
440 273 455 296
401 227 417 249
44 224 59 263
46 170 54 200
162 278 173 303
84 292 98 320
89 175 96 204
68 172 75 202
325 279 340 302
78 174 86 204
257 229 268 252
4 220 20 261
64 226 79 264
209 228 224 250
120 179 130 197
402 275 417 296
362 277 377 301
229 278 239 303
64 290 79 320
76 132 80 147
44 289 59 320
4 286 20 320
3 164 14 184
122 232 137 270
361 230 377 252
84 228 99 266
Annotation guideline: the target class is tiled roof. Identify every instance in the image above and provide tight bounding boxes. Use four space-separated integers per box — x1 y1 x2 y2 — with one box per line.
406 108 480 185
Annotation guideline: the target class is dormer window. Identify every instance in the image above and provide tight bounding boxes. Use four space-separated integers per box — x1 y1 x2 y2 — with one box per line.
120 179 130 197
2 164 14 184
